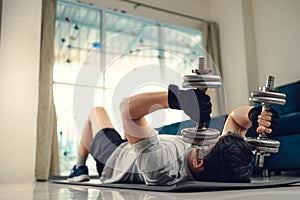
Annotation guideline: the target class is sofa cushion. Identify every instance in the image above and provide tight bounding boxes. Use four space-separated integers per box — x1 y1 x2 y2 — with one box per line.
273 112 300 136
156 115 228 135
273 80 300 115
265 134 300 170
156 120 195 135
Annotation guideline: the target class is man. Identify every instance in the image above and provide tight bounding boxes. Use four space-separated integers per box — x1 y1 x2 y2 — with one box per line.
68 85 279 184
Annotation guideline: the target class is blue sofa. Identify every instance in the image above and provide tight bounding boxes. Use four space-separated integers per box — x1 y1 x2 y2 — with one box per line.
157 80 300 171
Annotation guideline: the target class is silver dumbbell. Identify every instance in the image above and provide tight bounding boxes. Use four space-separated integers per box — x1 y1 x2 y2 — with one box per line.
181 57 222 161
246 75 286 174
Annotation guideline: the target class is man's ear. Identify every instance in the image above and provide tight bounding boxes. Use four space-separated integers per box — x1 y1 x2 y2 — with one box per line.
193 159 204 170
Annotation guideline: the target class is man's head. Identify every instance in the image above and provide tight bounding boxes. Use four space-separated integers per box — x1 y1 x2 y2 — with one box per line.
188 131 253 183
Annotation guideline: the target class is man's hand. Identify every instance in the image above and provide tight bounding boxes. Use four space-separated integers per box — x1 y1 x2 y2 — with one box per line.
168 84 212 123
248 106 280 134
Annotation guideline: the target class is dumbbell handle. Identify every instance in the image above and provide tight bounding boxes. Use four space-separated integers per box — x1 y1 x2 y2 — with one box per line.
259 75 275 139
260 104 270 138
196 122 206 131
192 57 210 126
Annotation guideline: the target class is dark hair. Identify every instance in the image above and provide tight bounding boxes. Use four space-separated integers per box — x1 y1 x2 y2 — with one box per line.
197 131 253 183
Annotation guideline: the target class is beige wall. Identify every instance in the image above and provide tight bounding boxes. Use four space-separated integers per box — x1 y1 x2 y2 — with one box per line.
209 0 300 112
209 0 250 112
252 0 300 86
0 0 42 183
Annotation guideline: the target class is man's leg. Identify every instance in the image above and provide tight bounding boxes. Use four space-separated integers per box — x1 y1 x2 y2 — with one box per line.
78 107 114 163
69 107 114 182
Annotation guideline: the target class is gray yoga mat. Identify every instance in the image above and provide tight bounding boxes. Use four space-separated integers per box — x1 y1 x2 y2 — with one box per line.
50 177 300 192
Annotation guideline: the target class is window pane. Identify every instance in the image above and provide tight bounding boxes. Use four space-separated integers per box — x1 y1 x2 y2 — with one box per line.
54 2 102 86
54 83 99 175
163 24 203 74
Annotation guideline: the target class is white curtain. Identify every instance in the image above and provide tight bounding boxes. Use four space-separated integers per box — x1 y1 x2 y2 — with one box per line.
202 20 222 75
202 20 226 115
35 0 59 180
0 0 2 44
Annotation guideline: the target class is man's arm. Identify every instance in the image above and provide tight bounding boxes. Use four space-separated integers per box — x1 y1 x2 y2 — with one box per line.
222 106 276 136
120 86 211 144
122 92 169 120
222 106 252 136
120 92 169 144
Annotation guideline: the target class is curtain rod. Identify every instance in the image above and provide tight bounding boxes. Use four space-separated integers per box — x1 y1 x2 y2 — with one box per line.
119 0 205 22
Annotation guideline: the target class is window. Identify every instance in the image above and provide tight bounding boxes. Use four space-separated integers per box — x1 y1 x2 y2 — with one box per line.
54 0 203 175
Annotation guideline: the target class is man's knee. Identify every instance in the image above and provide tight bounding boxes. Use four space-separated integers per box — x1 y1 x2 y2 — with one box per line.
91 107 108 120
91 106 113 130
94 106 106 114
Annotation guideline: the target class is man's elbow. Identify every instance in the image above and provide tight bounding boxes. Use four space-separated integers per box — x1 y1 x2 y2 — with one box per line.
120 97 131 119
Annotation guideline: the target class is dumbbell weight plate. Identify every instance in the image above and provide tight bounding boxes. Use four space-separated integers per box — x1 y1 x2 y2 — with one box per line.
256 146 279 153
181 128 220 139
245 137 280 153
182 137 219 146
249 96 286 105
183 74 221 82
181 128 220 145
251 90 286 100
182 81 222 89
246 137 280 147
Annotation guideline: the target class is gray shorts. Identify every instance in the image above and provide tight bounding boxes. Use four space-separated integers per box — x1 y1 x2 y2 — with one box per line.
90 128 127 176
